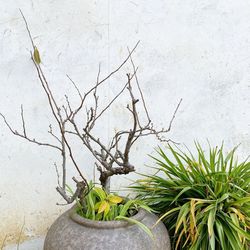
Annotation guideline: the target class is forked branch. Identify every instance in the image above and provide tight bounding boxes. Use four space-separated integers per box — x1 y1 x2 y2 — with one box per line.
1 10 182 203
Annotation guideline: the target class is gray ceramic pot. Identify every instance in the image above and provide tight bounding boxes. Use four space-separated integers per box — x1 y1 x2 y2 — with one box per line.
44 206 171 250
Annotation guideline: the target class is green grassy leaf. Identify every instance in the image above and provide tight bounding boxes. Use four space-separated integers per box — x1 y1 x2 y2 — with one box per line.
116 215 154 239
131 142 250 249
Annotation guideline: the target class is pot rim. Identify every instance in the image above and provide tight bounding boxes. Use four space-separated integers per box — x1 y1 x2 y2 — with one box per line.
69 205 147 229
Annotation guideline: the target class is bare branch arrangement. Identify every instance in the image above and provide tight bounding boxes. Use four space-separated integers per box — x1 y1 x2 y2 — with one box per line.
0 11 182 204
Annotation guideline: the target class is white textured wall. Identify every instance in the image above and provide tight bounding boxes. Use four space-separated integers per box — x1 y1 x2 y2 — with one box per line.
1 0 250 248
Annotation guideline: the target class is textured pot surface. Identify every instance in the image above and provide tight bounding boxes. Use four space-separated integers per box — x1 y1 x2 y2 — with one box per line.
44 206 171 250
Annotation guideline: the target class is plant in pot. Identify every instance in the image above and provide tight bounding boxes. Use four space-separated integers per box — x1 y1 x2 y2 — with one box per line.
0 11 182 250
132 143 250 250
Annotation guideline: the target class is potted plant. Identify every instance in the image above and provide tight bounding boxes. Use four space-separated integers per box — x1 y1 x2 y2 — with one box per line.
132 143 250 249
0 11 182 249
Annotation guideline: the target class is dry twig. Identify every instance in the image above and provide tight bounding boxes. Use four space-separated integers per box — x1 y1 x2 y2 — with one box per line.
1 10 182 202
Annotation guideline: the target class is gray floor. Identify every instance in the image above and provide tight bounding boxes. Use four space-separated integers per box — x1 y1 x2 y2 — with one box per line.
4 237 44 250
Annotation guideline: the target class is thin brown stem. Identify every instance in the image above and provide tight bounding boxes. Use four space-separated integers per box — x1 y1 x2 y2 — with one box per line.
0 112 62 151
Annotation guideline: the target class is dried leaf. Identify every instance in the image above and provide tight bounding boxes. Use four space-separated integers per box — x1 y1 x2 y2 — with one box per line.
98 200 109 214
107 195 123 204
33 46 41 64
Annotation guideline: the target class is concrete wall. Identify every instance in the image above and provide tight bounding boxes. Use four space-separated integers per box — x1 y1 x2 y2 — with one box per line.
1 0 250 248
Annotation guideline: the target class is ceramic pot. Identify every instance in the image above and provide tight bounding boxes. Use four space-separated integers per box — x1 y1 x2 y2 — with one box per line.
44 206 171 250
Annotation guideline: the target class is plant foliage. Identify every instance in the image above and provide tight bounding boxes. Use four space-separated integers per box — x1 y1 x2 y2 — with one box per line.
67 182 153 237
132 143 250 249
